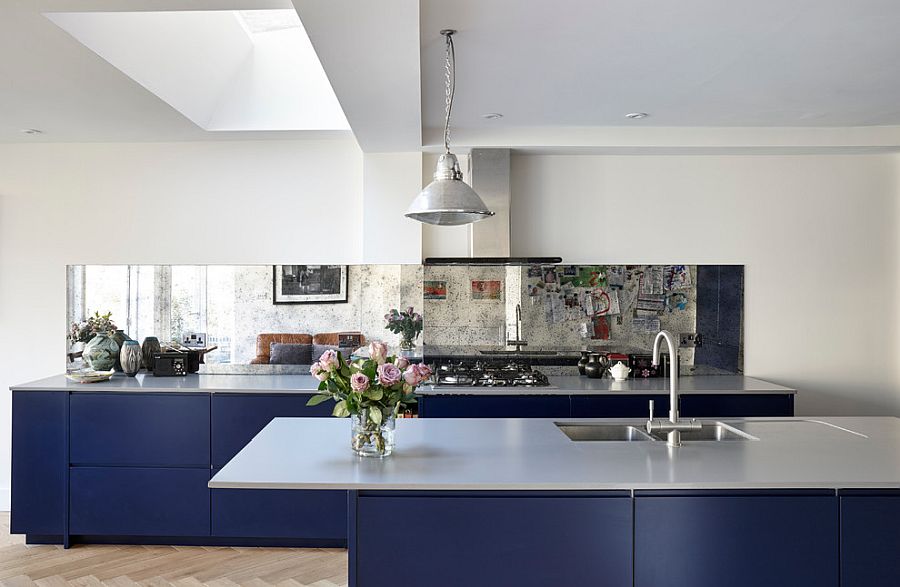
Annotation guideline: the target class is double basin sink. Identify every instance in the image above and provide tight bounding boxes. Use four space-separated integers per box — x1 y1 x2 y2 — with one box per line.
556 421 759 442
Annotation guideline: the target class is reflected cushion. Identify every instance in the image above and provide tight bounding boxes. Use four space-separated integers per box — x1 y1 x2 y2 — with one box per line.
269 343 312 365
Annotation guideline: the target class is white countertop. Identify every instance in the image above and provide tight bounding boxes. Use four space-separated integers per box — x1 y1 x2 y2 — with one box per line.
12 373 794 395
418 375 795 395
208 416 900 491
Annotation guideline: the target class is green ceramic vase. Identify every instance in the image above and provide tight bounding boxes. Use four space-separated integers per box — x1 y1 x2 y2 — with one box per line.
82 332 118 371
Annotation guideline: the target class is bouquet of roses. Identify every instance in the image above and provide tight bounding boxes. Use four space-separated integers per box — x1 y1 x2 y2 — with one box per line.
383 307 423 349
307 341 432 454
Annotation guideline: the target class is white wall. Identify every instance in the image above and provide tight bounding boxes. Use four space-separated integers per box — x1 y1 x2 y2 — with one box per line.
0 138 364 509
511 154 900 417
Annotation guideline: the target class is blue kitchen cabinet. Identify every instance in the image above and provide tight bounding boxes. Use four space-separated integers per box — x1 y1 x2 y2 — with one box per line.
840 490 900 587
211 394 347 543
570 394 669 418
680 393 793 417
634 490 838 587
70 467 211 537
352 491 632 587
10 391 67 537
212 393 333 467
417 394 570 418
70 393 210 466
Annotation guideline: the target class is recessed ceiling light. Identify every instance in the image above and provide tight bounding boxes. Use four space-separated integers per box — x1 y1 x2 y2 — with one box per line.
625 112 649 120
20 128 43 135
482 113 504 120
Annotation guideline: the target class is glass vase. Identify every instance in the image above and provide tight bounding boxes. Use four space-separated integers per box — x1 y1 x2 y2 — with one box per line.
351 410 396 458
399 336 416 354
82 332 119 371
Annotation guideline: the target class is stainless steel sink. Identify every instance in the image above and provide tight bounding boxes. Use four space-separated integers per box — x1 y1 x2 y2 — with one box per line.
555 423 656 442
650 422 758 442
480 350 558 355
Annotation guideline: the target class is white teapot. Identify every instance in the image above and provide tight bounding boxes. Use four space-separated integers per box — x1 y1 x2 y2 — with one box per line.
609 361 631 382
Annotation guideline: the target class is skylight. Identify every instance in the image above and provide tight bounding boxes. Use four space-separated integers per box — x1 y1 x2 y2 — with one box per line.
46 9 350 132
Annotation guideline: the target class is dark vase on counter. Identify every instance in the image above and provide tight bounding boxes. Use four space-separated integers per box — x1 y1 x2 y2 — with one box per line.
577 351 590 376
111 329 131 372
584 353 608 379
141 336 161 372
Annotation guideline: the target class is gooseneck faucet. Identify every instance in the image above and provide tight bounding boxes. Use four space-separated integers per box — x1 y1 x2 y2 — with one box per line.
646 330 700 447
506 303 528 352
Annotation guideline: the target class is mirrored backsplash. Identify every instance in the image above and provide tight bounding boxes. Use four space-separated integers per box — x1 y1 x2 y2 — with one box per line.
68 263 742 374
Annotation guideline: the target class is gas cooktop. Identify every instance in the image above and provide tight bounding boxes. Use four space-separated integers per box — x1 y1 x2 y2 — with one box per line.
433 360 550 387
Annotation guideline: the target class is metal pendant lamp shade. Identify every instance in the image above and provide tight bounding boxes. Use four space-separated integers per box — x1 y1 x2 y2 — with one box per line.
406 30 494 226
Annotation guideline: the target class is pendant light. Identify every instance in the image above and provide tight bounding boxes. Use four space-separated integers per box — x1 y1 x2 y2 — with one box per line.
406 30 494 226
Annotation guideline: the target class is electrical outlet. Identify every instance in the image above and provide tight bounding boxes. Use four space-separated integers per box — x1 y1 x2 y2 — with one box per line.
680 332 702 348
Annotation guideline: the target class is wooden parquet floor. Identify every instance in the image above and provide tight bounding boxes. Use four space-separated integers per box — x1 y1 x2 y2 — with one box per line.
0 514 348 587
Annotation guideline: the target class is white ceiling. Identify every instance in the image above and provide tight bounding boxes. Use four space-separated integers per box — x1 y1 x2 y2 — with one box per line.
4 0 900 152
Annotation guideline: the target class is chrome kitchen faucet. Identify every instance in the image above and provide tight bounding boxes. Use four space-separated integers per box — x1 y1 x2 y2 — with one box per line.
646 330 701 447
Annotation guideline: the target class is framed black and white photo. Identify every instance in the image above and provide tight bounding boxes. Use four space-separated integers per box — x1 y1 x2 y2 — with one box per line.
273 265 348 304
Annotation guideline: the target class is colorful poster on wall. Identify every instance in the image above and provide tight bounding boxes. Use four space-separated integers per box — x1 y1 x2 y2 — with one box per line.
423 280 448 300
665 265 692 290
471 280 503 301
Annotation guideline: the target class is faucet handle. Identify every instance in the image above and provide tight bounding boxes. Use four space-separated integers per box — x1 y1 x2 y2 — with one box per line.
648 399 655 421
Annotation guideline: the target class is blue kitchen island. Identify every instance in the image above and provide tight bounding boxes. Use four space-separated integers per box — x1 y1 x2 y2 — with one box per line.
209 416 900 587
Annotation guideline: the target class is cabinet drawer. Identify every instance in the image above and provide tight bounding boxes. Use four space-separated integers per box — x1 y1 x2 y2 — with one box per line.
213 483 347 540
70 393 210 466
840 491 900 587
635 491 838 587
212 394 332 467
570 394 668 418
10 391 67 535
418 395 571 418
70 467 210 536
680 394 794 417
355 492 632 587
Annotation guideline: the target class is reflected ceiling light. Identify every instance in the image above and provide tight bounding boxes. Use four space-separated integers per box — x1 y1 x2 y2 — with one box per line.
406 30 494 226
482 112 503 120
625 112 649 119
20 128 43 135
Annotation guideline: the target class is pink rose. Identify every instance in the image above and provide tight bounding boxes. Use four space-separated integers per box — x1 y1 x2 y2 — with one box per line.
350 373 370 392
406 306 415 315
403 363 432 386
377 363 402 386
318 349 339 371
310 362 328 382
395 356 410 370
414 363 433 383
369 341 388 364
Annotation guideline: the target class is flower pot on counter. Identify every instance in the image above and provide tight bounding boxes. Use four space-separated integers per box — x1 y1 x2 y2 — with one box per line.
120 340 142 377
82 332 119 371
584 353 608 379
141 337 161 372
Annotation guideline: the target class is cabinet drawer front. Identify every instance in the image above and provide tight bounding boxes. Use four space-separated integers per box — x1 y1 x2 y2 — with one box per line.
841 494 900 587
356 494 632 587
635 494 838 587
570 394 668 418
212 394 331 467
418 395 571 418
11 391 67 535
680 394 794 417
213 487 347 539
70 467 210 536
70 393 210 466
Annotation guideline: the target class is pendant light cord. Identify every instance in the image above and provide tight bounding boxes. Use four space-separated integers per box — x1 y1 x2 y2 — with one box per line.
443 31 456 154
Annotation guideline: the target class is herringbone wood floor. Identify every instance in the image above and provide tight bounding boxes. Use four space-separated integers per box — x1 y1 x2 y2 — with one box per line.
0 514 349 587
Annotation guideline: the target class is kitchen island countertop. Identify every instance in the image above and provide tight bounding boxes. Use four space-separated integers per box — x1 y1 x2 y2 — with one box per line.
208 416 900 491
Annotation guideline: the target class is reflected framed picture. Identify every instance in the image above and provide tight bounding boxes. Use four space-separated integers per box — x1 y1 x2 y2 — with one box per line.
273 265 348 304
471 279 503 301
424 280 448 300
